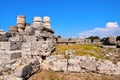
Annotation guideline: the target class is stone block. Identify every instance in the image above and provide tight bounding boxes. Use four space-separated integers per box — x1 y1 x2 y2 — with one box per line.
13 64 32 78
68 64 81 72
49 59 67 72
21 42 32 51
42 31 53 37
68 57 82 72
23 36 35 42
32 22 43 29
6 75 23 80
33 17 42 22
21 51 31 58
24 27 33 34
79 56 97 72
12 58 40 79
21 42 32 58
0 50 21 60
9 26 18 33
35 30 41 36
0 42 21 50
9 35 24 42
17 15 26 24
97 60 116 74
43 16 50 22
18 27 24 32
57 38 69 44
41 56 67 72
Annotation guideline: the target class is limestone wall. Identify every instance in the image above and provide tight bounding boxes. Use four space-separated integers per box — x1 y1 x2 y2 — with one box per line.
0 15 56 80
40 55 120 75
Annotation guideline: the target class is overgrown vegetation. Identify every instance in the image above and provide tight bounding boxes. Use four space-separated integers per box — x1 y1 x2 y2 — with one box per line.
52 44 115 60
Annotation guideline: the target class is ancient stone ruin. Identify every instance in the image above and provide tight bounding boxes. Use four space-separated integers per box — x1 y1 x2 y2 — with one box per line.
0 15 120 80
0 15 56 80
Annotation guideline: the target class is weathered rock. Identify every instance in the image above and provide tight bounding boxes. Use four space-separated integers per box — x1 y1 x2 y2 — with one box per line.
17 16 26 29
40 60 50 70
12 58 40 79
65 50 75 56
18 28 24 33
32 22 43 29
0 32 12 41
79 56 97 72
39 41 55 56
0 50 21 60
30 59 40 74
68 64 81 72
117 62 120 66
43 16 51 28
0 42 22 50
48 59 67 72
40 55 57 70
21 41 54 57
0 29 6 35
24 27 33 34
33 17 42 22
113 66 120 75
46 55 57 61
35 30 41 36
17 16 26 24
0 59 17 75
0 75 23 80
7 75 23 80
32 17 43 29
97 60 116 74
13 64 32 78
103 36 116 45
9 35 24 42
41 55 67 72
9 26 18 34
0 15 57 79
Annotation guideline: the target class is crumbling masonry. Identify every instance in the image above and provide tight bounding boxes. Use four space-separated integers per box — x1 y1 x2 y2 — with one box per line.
1 15 56 58
0 15 56 79
0 16 120 80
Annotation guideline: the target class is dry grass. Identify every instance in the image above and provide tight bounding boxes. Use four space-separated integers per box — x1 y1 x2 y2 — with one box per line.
29 70 120 80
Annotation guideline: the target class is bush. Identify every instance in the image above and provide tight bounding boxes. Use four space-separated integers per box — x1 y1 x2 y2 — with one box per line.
86 36 100 42
116 36 120 41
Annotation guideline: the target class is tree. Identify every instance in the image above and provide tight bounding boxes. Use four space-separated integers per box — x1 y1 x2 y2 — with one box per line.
86 36 100 42
57 35 61 38
116 36 120 41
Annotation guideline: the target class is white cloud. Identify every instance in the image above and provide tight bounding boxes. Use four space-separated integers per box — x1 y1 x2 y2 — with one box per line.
106 22 119 28
79 22 120 38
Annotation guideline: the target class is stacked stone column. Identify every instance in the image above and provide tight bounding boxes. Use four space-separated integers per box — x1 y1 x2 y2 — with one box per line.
32 17 43 29
43 16 51 28
17 15 26 33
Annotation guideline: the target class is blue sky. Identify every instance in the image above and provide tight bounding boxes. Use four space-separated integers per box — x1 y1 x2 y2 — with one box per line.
0 0 120 38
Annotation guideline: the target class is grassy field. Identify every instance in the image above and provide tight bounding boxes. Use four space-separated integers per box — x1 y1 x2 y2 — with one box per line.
52 44 112 60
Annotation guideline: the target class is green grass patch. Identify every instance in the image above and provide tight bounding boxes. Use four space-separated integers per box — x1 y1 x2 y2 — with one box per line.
52 44 108 59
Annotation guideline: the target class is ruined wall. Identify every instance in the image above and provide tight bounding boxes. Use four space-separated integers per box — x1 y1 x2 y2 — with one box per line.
0 15 56 80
